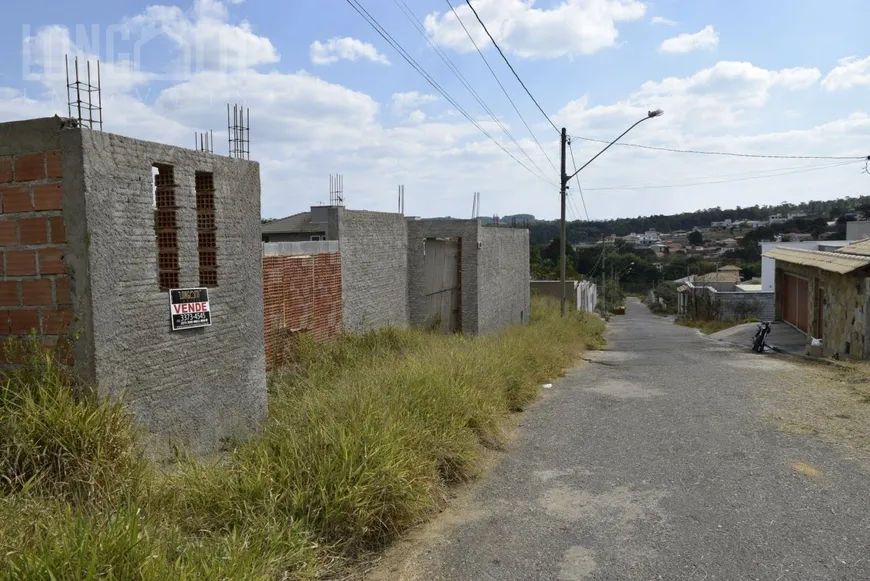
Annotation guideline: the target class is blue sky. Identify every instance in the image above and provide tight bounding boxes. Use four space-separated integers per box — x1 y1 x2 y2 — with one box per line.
2 0 869 221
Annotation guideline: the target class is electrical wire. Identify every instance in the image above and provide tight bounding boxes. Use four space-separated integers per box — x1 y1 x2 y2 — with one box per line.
342 0 557 187
463 0 560 135
580 159 860 188
391 0 551 183
569 135 867 160
445 0 558 174
583 160 859 192
567 139 590 220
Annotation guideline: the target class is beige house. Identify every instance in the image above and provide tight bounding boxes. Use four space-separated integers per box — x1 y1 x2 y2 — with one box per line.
762 242 870 358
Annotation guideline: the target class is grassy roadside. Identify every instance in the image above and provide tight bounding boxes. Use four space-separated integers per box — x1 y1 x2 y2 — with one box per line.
0 297 604 580
676 317 759 335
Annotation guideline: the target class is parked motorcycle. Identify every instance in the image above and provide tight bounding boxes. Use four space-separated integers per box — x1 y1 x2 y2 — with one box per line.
751 321 771 353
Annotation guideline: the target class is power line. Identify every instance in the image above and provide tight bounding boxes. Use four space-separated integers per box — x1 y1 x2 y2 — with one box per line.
565 189 583 222
567 139 590 220
569 135 867 160
445 0 558 174
585 159 857 189
463 0 559 135
583 160 860 192
391 0 550 183
342 0 556 187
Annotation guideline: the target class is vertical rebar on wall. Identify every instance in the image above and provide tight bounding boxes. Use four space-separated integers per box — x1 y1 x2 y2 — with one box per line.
65 54 103 130
227 103 250 159
329 174 344 206
196 130 214 154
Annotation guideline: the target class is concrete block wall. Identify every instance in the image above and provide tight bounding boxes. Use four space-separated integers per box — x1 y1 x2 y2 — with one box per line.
327 208 409 333
530 280 579 306
407 219 479 332
477 226 530 333
78 128 266 455
0 120 72 364
263 248 342 368
578 280 598 314
0 117 267 456
714 291 775 321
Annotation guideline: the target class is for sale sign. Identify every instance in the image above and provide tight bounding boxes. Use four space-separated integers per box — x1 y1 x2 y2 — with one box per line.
169 288 212 330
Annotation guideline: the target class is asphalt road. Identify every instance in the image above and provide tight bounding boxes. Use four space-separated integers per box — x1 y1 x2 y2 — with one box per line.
398 298 870 581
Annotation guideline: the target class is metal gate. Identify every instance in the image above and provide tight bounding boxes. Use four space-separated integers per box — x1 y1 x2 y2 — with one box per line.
782 273 808 333
423 237 461 333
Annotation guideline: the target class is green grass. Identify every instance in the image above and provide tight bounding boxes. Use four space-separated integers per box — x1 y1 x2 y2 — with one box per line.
0 297 604 580
676 317 759 335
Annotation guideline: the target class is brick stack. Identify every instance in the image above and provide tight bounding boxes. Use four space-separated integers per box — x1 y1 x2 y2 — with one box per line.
262 252 342 368
0 149 71 362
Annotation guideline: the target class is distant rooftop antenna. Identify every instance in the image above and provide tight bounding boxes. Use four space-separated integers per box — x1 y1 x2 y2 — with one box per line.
65 55 102 130
329 174 344 206
195 130 214 154
227 103 250 159
398 185 405 214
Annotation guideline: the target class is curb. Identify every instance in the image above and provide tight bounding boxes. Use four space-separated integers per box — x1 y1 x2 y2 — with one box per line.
707 334 849 369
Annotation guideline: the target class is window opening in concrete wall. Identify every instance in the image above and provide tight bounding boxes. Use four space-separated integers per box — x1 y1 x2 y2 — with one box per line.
195 171 218 287
153 164 179 291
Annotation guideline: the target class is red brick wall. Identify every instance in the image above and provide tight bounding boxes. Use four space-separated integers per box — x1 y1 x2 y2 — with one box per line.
0 150 71 362
263 252 342 368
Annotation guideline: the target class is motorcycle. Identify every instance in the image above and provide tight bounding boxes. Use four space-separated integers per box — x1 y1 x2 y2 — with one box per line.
751 321 771 353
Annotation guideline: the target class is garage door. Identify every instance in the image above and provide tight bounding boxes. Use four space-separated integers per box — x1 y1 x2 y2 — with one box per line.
782 274 808 333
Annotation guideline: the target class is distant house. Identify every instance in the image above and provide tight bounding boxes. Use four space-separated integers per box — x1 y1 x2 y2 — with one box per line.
262 211 327 242
785 233 814 242
846 220 870 241
622 233 641 245
694 265 742 284
768 214 788 225
675 264 773 321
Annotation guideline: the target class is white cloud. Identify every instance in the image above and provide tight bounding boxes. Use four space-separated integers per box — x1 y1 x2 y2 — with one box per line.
123 0 279 76
22 25 156 95
391 91 438 114
3 2 867 223
424 0 646 59
659 25 719 53
651 16 677 26
821 55 870 91
407 110 427 124
310 37 390 66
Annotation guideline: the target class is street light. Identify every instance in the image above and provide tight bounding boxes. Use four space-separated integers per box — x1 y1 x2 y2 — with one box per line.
558 110 664 316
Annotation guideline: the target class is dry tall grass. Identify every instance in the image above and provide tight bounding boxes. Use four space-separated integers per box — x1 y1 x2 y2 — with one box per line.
0 298 604 580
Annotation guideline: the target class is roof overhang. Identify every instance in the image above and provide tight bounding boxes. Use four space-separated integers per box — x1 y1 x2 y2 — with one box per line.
762 246 870 275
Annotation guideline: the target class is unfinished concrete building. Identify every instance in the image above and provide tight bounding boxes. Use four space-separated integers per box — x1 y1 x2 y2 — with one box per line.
0 117 267 455
262 206 530 336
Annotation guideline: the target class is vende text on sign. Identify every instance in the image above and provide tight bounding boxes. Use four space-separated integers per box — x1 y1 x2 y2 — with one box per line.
169 287 212 331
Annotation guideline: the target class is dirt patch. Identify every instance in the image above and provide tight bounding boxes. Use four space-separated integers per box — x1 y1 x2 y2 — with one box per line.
754 359 870 468
558 545 597 581
588 379 665 400
791 461 823 479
